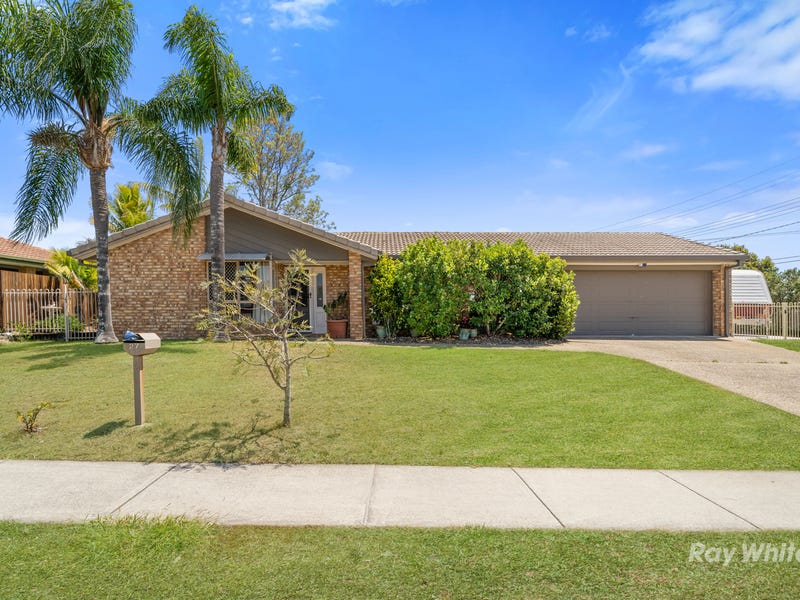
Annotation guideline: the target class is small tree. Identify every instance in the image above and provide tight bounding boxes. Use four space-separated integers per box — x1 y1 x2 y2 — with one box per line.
197 250 333 427
229 114 334 229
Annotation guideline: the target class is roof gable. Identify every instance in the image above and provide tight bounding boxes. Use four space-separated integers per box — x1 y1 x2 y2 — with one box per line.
70 195 379 260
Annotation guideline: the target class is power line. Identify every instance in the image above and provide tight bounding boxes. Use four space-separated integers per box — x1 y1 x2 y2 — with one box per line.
702 218 800 243
595 155 800 231
677 194 800 237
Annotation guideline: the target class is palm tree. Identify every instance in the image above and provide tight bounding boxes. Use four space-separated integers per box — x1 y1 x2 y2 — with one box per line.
0 0 201 343
146 5 292 339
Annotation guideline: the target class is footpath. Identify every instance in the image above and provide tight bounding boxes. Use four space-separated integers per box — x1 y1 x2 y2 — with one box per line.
3 460 800 530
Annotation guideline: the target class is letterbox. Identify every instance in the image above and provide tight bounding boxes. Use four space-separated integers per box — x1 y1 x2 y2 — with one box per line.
123 332 161 356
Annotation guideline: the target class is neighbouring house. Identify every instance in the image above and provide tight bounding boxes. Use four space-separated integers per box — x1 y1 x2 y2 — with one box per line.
0 236 52 277
731 269 773 304
731 269 773 329
70 195 745 339
0 236 60 333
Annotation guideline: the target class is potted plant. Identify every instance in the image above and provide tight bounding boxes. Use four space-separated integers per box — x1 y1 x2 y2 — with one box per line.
324 290 349 338
457 313 471 341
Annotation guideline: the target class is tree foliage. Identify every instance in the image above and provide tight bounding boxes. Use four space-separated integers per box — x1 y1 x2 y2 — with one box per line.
0 0 202 343
45 249 97 291
197 250 333 427
106 183 154 231
229 114 334 229
369 238 579 339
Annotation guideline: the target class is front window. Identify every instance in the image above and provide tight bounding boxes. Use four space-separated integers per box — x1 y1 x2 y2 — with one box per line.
207 261 272 320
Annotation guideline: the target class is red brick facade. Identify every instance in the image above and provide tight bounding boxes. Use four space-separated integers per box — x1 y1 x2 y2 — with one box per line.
108 222 207 340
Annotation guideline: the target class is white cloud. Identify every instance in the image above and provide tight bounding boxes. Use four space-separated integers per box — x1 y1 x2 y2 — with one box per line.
639 215 699 229
378 0 420 6
240 15 253 25
318 160 353 181
271 47 282 61
549 158 570 169
270 0 336 30
567 63 633 132
564 26 577 37
693 159 746 171
584 23 612 42
621 142 672 160
639 1 800 101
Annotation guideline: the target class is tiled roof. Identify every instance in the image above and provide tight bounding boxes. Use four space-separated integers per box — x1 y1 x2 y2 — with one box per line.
337 231 743 259
0 236 51 262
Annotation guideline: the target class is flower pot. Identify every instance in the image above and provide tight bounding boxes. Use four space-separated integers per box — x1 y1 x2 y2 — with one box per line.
469 328 478 338
375 325 387 339
459 328 471 341
327 319 348 339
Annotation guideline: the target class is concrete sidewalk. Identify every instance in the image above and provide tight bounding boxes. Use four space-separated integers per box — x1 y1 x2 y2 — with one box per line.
3 460 800 530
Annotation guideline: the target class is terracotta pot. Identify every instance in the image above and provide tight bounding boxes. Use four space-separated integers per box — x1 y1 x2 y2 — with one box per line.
327 319 348 339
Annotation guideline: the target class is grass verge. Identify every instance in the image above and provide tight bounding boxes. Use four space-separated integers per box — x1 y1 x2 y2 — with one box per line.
1 519 798 599
757 339 800 352
2 341 799 469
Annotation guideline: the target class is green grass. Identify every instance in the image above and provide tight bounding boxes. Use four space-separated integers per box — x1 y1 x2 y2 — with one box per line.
757 339 800 352
2 340 800 469
1 519 798 599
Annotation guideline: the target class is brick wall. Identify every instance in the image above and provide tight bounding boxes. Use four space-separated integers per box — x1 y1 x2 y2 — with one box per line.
325 265 348 308
108 221 207 340
348 252 364 339
711 266 730 337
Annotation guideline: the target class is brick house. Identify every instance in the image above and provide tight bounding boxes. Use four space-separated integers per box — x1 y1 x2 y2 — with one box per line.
70 195 744 339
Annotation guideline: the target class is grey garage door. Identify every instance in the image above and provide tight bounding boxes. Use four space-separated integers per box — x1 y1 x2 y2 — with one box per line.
572 270 712 336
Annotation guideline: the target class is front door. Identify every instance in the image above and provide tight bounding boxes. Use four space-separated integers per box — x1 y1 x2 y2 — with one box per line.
307 267 327 334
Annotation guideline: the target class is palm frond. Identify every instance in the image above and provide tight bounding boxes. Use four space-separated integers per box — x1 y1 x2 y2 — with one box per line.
115 100 204 240
11 124 82 242
0 0 135 127
164 6 230 116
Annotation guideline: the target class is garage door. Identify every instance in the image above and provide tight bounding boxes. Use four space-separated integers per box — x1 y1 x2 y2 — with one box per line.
572 270 712 336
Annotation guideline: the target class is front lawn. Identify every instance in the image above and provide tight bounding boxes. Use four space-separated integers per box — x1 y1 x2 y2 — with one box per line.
2 341 799 469
757 339 800 352
1 520 798 599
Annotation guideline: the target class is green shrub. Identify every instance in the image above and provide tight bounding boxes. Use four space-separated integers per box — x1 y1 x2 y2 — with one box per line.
31 316 85 334
367 255 405 336
386 238 578 339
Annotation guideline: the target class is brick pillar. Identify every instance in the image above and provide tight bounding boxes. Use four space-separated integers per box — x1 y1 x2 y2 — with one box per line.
348 251 364 339
711 266 726 336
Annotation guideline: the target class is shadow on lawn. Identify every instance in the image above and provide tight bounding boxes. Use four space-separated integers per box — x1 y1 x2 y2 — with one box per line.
20 340 203 371
84 419 128 438
155 414 295 463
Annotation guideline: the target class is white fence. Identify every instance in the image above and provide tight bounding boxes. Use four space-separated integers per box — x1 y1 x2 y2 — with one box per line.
1 288 98 341
733 302 800 339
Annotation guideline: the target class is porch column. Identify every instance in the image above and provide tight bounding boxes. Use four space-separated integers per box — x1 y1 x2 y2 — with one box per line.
348 251 365 339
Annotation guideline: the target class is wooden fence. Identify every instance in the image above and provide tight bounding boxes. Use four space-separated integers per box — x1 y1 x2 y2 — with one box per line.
0 270 59 293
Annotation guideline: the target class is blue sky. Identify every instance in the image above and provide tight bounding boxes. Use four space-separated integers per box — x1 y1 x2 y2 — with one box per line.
2 0 800 267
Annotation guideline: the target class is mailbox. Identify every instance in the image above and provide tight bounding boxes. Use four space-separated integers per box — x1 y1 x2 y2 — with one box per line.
122 332 160 426
123 332 161 356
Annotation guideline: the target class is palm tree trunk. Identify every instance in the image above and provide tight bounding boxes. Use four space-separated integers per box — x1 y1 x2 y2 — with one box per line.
89 167 118 343
209 123 228 342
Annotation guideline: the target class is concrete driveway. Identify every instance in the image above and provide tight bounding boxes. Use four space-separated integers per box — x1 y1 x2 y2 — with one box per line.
548 337 800 416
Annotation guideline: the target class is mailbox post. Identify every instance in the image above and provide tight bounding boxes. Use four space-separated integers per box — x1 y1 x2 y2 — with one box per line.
122 332 161 426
